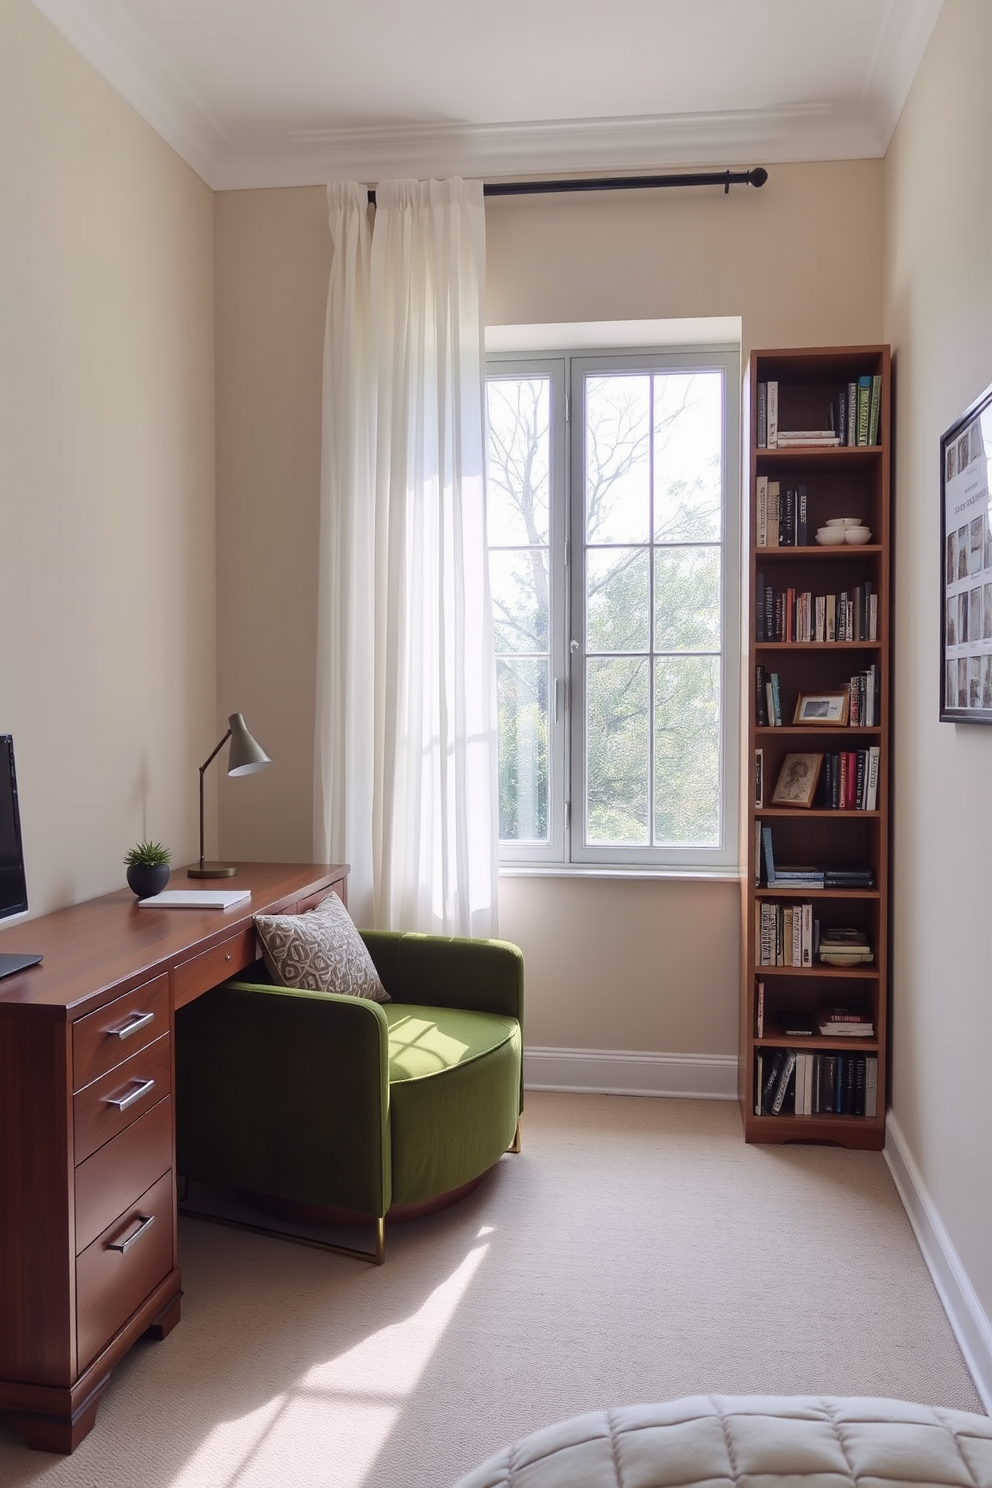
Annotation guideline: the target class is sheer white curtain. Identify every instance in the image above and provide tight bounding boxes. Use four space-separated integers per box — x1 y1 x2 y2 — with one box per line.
315 178 498 937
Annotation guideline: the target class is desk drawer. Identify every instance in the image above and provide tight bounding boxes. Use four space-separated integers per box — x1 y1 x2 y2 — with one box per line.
75 1096 172 1254
76 1170 174 1372
172 926 256 1010
72 973 169 1091
74 1033 172 1165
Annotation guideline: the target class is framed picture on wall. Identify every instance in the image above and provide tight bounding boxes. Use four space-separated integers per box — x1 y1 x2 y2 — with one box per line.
939 380 992 722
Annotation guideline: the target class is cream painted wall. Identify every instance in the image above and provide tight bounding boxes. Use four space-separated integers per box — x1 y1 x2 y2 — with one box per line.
883 0 992 1343
215 162 883 1061
214 188 332 864
0 0 216 914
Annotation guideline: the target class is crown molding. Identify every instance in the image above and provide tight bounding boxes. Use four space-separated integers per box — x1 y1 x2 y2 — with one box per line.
29 0 945 193
29 0 228 186
218 104 883 192
862 0 946 145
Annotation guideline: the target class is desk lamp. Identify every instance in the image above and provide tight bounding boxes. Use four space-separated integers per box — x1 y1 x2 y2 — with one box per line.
189 712 271 878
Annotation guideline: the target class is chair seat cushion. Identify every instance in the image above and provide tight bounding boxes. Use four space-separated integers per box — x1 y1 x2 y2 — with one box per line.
384 1004 521 1208
385 1004 518 1083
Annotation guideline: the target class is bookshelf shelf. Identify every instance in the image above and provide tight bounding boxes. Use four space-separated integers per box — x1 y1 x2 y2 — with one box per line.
742 345 890 1147
754 965 880 981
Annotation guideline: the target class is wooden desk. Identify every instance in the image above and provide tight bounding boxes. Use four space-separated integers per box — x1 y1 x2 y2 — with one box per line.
0 861 348 1453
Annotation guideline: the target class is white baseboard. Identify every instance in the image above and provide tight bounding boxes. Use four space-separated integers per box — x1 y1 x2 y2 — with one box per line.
523 1046 738 1100
885 1111 992 1412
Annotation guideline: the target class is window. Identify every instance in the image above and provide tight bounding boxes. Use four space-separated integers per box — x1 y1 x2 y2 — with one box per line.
486 345 740 869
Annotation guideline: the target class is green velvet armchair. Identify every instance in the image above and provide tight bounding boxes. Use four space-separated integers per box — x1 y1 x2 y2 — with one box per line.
175 931 524 1263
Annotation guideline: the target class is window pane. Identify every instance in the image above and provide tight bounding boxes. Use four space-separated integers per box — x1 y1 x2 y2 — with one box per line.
490 549 549 654
497 658 549 842
487 377 550 546
654 656 720 845
585 374 650 544
654 547 721 653
586 657 649 844
654 371 723 542
587 547 650 653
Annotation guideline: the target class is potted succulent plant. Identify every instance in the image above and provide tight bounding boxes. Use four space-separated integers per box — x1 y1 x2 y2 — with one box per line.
124 839 172 898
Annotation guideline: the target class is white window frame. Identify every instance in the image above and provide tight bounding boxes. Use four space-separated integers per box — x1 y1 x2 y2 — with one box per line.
486 341 740 873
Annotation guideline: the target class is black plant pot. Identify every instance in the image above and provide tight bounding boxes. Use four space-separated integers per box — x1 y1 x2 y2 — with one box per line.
126 862 171 898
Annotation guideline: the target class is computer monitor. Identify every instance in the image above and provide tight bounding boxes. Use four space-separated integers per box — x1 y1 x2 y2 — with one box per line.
0 735 42 978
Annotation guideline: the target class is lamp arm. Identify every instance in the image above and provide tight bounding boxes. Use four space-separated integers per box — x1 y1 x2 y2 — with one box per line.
197 729 232 871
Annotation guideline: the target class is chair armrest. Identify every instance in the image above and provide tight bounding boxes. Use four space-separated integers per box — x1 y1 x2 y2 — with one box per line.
176 978 392 1217
360 932 524 1025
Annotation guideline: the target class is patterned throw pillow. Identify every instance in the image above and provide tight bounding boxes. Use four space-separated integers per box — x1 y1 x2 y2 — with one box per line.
253 892 389 1002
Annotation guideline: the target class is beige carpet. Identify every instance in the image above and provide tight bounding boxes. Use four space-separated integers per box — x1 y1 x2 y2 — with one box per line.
0 1093 983 1487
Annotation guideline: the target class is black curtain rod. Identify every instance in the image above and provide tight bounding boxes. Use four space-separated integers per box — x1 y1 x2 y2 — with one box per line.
367 166 767 205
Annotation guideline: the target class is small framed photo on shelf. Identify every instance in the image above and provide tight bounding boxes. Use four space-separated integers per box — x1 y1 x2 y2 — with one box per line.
770 751 824 808
939 378 992 723
793 690 850 726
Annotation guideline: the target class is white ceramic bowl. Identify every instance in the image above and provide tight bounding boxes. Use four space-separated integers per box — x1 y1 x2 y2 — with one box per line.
815 527 847 546
826 516 862 527
844 526 872 544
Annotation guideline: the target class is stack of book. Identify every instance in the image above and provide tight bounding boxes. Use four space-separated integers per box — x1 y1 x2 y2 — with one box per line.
821 863 874 889
817 928 873 967
817 1004 874 1037
774 430 840 448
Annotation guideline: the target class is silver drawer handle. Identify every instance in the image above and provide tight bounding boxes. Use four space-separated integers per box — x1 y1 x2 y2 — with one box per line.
108 1213 155 1254
109 1010 155 1040
106 1077 155 1112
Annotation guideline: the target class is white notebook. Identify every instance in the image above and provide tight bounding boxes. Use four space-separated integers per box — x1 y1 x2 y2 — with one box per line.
138 889 251 910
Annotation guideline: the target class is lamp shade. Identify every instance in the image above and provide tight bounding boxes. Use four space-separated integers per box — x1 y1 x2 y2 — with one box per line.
225 712 271 776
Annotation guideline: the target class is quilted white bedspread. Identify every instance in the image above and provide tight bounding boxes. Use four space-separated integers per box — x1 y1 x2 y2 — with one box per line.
453 1395 992 1488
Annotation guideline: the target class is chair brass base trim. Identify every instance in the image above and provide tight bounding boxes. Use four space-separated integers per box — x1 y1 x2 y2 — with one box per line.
509 1118 521 1154
179 1205 385 1265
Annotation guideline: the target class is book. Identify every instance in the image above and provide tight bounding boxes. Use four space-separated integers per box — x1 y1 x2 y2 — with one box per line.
780 1009 816 1037
766 380 779 449
756 980 765 1038
770 1049 797 1114
857 374 871 444
766 479 781 545
864 746 880 811
754 748 764 808
757 382 767 447
865 1055 878 1118
760 1049 786 1112
755 664 768 725
769 672 782 726
756 474 768 546
138 889 252 909
761 825 776 885
868 373 882 444
797 484 808 546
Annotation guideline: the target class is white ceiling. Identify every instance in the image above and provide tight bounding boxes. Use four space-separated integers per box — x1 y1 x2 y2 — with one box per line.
31 0 944 191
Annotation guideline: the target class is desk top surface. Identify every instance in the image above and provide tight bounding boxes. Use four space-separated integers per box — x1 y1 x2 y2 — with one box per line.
0 862 348 1015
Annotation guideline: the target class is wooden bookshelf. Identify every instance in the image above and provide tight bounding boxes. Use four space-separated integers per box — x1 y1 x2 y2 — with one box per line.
740 346 890 1149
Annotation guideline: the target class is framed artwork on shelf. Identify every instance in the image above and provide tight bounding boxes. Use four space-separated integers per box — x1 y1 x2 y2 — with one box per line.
770 752 824 807
939 378 992 722
793 690 850 726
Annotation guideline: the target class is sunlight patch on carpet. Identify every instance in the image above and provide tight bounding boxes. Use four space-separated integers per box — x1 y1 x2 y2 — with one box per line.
166 1241 491 1488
